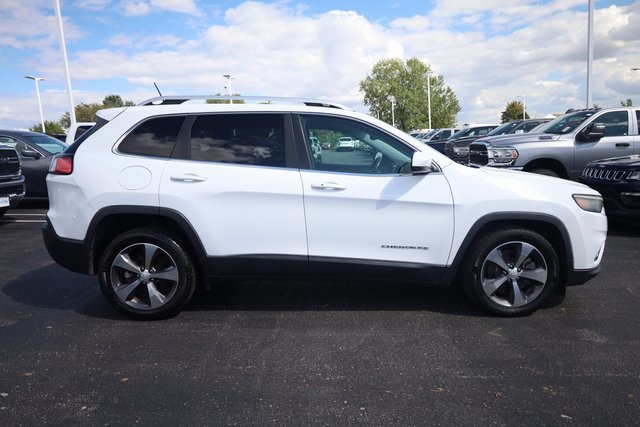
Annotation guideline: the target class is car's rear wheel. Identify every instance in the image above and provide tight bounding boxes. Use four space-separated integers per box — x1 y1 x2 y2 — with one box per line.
98 228 197 320
0 207 7 217
461 228 559 316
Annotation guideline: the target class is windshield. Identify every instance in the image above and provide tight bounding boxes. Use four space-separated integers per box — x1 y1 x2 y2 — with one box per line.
24 134 67 155
535 111 596 135
448 128 472 140
417 130 437 139
486 122 518 136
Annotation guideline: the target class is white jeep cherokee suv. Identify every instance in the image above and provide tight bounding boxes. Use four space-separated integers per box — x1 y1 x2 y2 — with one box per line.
43 96 607 319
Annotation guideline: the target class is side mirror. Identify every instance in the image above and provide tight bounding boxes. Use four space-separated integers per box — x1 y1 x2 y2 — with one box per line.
21 149 42 159
578 122 605 141
411 152 432 174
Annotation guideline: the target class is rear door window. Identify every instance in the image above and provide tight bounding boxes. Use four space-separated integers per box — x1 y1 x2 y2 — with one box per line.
189 113 286 167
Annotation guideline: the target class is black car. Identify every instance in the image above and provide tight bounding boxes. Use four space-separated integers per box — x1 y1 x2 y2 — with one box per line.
444 118 551 163
0 130 67 198
580 155 640 220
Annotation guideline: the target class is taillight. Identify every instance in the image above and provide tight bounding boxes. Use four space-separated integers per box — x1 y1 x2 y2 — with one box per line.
49 154 73 175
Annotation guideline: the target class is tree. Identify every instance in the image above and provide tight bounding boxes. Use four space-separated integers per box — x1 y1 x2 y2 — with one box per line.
621 98 633 107
359 57 460 132
103 94 135 108
501 100 529 123
206 93 245 104
29 120 65 134
60 94 135 128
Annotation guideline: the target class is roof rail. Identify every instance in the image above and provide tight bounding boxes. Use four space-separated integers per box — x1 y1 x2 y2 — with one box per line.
137 95 351 110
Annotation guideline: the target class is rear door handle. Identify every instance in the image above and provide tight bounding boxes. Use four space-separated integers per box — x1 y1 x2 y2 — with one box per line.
171 173 207 182
311 182 346 191
616 143 631 148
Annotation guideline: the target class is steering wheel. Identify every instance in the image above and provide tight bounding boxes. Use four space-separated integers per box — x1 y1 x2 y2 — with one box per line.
368 152 383 173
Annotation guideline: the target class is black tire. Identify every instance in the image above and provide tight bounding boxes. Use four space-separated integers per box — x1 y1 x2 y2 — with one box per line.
529 168 559 178
98 228 197 320
0 207 7 218
460 228 559 316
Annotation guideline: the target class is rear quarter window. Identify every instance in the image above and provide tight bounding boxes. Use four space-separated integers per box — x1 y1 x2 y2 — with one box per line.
118 116 186 158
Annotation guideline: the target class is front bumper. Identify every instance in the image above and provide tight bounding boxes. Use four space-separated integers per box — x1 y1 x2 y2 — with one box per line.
566 265 601 287
0 176 26 206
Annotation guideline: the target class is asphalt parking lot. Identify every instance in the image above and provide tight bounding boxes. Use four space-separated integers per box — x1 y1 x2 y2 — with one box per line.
1 202 639 426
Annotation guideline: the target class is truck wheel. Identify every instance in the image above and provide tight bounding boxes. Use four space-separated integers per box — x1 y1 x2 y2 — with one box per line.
529 168 559 177
98 228 197 320
461 228 559 316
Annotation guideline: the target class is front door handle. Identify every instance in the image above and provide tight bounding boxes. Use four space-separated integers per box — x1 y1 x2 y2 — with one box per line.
171 173 207 182
311 182 347 191
616 143 631 148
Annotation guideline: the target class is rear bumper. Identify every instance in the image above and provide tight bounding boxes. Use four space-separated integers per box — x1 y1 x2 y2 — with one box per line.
42 218 92 275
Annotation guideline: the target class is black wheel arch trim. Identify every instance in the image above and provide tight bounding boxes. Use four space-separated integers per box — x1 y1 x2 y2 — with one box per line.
82 205 213 276
443 211 575 284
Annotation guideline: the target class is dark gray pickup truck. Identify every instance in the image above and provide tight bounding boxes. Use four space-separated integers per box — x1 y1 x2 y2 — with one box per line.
468 107 639 180
0 144 25 217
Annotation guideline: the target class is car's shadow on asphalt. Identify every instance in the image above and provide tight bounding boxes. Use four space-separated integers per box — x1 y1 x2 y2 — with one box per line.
2 264 491 319
185 278 566 317
3 264 566 320
186 279 483 315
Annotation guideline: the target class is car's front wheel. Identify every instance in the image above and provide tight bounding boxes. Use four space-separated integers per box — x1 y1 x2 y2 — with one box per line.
98 228 197 320
461 228 559 316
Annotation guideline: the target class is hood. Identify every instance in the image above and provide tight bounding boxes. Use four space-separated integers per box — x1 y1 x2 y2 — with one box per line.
587 154 640 168
473 132 561 147
448 135 482 146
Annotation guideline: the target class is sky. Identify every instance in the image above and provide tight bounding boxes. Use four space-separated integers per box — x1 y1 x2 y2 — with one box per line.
1 0 639 131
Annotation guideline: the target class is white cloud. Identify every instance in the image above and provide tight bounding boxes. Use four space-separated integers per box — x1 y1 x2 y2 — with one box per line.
119 0 200 16
121 1 151 16
2 0 640 129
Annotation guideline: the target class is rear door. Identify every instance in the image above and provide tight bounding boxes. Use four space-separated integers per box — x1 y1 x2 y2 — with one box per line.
159 112 308 276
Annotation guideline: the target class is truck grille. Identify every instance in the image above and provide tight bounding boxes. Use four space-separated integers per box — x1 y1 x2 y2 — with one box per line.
0 149 21 177
582 167 630 181
468 143 488 166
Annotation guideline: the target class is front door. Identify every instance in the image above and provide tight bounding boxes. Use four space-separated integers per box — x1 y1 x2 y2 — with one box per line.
297 114 455 279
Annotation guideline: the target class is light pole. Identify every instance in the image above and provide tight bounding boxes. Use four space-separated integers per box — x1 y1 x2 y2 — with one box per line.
54 0 76 125
24 76 46 133
426 71 432 130
586 0 594 108
390 96 396 127
223 74 234 104
517 94 526 120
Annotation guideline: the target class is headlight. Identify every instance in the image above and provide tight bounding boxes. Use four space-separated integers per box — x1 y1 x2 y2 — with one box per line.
453 146 469 154
627 171 640 181
487 147 518 166
573 194 603 213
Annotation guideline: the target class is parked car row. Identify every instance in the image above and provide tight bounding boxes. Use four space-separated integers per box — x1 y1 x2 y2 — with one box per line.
444 118 551 163
451 107 640 220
